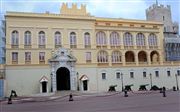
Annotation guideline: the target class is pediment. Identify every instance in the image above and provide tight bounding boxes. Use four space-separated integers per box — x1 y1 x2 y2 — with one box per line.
49 48 77 62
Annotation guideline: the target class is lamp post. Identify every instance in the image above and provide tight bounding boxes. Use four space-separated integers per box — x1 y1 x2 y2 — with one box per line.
149 73 152 89
50 73 53 92
175 74 179 91
77 72 79 91
121 73 124 92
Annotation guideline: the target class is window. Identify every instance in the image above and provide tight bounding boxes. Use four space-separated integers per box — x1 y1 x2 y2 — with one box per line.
136 33 145 46
143 72 146 78
167 71 171 77
123 32 133 46
11 30 19 47
110 32 120 46
25 52 31 62
116 72 120 79
130 72 134 78
86 52 91 62
155 71 159 77
148 33 157 46
39 52 45 62
84 32 91 48
177 70 180 76
163 16 165 21
38 31 45 47
102 73 106 80
97 51 108 63
70 32 77 48
12 52 18 63
54 31 61 48
24 31 31 46
112 51 121 63
96 31 107 46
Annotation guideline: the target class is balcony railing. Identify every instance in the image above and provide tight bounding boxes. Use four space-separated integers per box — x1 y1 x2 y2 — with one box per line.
24 45 32 48
11 45 19 48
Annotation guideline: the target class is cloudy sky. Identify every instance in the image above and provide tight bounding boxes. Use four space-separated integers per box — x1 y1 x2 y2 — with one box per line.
0 0 179 30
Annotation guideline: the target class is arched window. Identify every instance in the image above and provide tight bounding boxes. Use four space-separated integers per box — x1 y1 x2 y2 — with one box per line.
138 51 147 62
125 51 135 62
96 31 107 46
97 51 108 63
54 31 61 47
110 32 120 46
11 30 19 45
148 33 157 46
136 33 145 46
70 32 77 48
84 32 91 48
112 51 121 63
38 31 45 47
123 32 133 46
24 31 31 46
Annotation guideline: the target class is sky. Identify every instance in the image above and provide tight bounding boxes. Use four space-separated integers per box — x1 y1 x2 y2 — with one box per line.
0 0 179 31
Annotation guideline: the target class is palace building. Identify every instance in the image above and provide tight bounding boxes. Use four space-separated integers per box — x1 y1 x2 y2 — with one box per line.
4 3 180 96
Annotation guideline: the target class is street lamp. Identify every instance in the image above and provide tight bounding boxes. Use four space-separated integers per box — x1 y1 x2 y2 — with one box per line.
121 73 124 92
149 73 152 89
77 72 80 91
175 74 179 91
50 73 53 92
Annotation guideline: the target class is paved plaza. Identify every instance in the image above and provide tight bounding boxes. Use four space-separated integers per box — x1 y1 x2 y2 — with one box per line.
1 91 180 112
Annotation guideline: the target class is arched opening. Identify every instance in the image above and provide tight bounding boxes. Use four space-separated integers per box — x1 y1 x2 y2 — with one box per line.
138 51 147 62
125 51 135 62
56 67 70 90
150 51 159 63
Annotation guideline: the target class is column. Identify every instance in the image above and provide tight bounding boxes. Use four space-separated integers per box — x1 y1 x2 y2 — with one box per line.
120 32 124 49
122 53 126 66
132 32 137 49
147 52 151 65
135 52 139 66
108 51 112 66
106 31 110 49
145 33 149 49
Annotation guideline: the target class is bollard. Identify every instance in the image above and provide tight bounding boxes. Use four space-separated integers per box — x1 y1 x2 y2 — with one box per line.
124 90 128 97
173 86 176 91
7 97 12 104
69 93 73 101
162 87 166 97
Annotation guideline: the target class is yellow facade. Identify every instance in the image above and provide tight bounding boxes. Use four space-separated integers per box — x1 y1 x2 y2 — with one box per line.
4 3 180 96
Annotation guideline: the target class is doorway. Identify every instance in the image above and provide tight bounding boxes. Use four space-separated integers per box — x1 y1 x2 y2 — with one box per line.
83 80 88 91
42 81 47 93
56 67 70 90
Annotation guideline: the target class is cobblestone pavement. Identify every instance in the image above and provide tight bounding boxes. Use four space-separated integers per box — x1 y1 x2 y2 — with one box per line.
1 91 180 112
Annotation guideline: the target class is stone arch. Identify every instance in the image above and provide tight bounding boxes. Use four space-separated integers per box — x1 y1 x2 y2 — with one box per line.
150 51 159 63
125 51 135 62
138 51 147 62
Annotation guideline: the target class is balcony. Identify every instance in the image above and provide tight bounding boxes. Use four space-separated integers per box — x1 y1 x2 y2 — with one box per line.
12 61 18 64
24 45 32 49
55 45 62 49
85 45 91 49
11 45 19 48
96 45 107 49
112 62 123 66
39 45 46 48
39 60 45 64
110 45 121 49
70 45 77 49
25 61 31 64
164 37 180 44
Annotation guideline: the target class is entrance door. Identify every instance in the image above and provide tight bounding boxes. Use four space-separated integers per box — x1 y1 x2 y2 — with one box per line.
56 67 70 90
83 80 88 91
42 82 47 93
